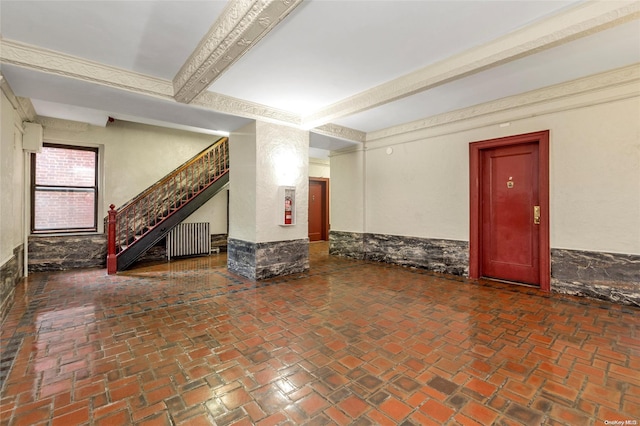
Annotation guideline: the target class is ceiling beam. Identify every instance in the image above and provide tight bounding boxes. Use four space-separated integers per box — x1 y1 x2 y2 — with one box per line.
301 1 640 129
173 0 304 104
0 39 174 99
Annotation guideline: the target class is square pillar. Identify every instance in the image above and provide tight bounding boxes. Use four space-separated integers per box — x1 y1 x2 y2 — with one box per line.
227 121 309 280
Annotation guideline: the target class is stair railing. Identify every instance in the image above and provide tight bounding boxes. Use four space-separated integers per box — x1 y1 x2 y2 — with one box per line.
107 137 228 274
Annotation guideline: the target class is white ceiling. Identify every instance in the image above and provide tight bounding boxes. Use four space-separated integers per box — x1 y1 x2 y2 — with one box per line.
1 0 638 152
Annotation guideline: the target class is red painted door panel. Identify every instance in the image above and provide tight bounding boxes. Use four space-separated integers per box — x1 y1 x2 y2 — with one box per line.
308 180 324 241
481 143 539 285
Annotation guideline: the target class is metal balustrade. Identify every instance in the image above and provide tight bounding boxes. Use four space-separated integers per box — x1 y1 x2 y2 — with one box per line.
107 137 229 273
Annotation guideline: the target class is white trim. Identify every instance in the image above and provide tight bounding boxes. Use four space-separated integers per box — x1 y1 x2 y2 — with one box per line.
302 1 640 129
173 0 304 103
366 63 640 144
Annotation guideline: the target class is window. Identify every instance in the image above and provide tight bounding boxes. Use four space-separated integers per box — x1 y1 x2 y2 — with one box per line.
31 143 98 233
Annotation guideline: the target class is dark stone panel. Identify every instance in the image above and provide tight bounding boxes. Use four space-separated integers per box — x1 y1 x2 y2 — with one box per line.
134 246 167 264
28 234 107 272
255 239 309 280
211 233 228 252
365 233 469 276
552 248 640 306
329 231 365 260
0 245 24 321
227 238 257 280
228 238 309 280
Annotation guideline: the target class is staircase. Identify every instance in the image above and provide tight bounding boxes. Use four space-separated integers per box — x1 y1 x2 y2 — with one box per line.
107 137 229 272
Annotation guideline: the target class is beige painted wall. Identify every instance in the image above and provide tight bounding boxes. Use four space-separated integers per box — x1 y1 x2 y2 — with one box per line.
229 121 257 242
255 121 309 243
309 158 330 178
229 121 309 243
41 119 229 234
183 183 228 232
0 90 25 266
330 147 365 233
343 95 640 255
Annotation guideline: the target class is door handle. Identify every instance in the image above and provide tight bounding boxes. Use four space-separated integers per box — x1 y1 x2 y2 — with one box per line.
533 205 540 225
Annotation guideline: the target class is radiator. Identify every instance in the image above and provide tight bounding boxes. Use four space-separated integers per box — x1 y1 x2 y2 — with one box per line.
166 222 211 260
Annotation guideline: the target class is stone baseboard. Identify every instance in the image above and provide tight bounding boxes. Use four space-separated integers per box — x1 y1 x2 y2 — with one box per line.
366 233 469 276
0 245 24 321
228 238 309 280
551 248 640 306
329 231 365 259
211 233 228 252
28 234 107 272
330 231 468 276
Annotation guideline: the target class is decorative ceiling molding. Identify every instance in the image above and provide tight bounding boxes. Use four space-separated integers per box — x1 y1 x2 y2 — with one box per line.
0 38 300 127
173 0 304 104
192 90 300 126
312 123 365 143
366 63 640 142
36 116 90 132
302 1 640 129
0 73 37 121
17 97 37 122
0 39 174 99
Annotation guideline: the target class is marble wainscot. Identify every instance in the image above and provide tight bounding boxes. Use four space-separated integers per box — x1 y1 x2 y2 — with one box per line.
365 233 469 276
552 249 640 306
329 231 365 259
330 231 468 276
0 244 24 321
228 238 309 280
28 234 107 272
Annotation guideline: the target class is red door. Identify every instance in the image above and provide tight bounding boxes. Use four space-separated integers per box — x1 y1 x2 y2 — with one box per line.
308 180 325 241
481 143 540 285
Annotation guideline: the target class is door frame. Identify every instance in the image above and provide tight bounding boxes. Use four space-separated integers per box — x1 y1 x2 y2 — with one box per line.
469 130 550 291
309 177 330 241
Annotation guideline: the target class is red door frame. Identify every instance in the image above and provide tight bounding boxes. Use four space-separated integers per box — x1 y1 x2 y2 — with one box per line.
309 177 330 241
469 130 550 292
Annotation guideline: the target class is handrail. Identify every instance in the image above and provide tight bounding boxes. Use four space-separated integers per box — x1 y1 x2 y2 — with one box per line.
113 137 228 215
107 137 229 274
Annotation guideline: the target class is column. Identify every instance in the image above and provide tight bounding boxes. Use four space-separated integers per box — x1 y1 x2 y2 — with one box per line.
227 121 309 280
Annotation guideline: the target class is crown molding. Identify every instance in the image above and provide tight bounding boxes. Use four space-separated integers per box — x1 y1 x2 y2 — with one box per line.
302 1 640 129
328 144 365 158
0 39 174 99
313 123 365 143
173 0 303 104
309 157 330 165
192 90 300 126
17 97 37 122
36 116 90 132
366 63 640 142
0 38 302 126
0 74 37 121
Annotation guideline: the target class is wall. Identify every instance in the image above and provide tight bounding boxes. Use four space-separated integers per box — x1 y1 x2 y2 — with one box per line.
28 118 229 271
330 70 639 304
255 121 309 243
0 87 25 319
361 97 640 255
309 157 330 178
330 147 365 233
229 121 257 242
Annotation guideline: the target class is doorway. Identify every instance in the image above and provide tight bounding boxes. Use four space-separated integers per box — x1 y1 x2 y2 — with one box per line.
469 131 550 291
308 178 329 241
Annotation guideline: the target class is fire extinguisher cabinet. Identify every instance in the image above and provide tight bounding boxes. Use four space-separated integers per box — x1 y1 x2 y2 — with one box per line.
278 186 296 226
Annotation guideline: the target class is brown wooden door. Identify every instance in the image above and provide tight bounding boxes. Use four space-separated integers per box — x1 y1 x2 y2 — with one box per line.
481 143 540 285
308 179 327 241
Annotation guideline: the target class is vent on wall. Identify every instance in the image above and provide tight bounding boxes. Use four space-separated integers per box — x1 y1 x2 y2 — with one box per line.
166 222 211 260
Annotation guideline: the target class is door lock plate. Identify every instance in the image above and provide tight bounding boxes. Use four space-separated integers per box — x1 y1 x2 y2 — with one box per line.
533 205 541 225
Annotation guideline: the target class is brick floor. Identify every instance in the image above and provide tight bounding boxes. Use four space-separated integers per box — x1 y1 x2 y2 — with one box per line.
1 242 638 425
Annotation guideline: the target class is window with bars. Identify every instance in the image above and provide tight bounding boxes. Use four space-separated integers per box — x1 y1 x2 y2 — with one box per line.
31 143 98 233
